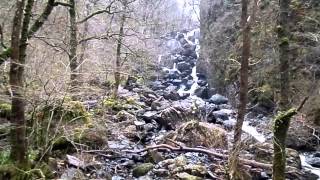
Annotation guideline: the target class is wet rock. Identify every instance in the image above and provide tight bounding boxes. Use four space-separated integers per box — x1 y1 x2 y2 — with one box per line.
61 168 85 179
147 150 164 163
208 94 228 105
164 89 180 101
182 49 197 59
222 119 236 129
150 81 166 90
248 142 301 169
197 79 207 86
153 169 170 177
172 79 183 86
212 109 230 121
177 62 192 72
167 39 181 52
164 69 180 79
176 172 202 180
132 163 154 177
158 106 188 129
169 121 228 149
141 111 160 122
185 164 207 176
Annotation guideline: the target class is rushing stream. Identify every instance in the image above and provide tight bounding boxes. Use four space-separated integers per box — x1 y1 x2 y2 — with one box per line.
157 28 320 179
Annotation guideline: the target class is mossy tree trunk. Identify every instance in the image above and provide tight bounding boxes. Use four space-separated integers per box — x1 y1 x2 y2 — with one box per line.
272 0 291 179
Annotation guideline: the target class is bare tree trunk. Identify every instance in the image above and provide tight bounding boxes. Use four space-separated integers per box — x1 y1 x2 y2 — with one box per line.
9 0 34 167
233 0 250 146
272 0 291 179
69 0 80 87
229 0 251 178
113 1 127 98
9 0 56 168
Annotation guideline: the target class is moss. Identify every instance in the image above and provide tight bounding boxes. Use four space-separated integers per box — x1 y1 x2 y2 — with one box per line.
250 84 274 109
0 150 11 165
36 100 91 123
273 108 297 129
132 163 154 177
103 97 128 111
0 103 11 118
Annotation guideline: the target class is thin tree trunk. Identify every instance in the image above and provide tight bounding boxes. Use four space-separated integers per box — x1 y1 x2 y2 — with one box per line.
233 0 250 149
229 0 250 178
272 0 291 179
113 1 127 98
69 0 80 87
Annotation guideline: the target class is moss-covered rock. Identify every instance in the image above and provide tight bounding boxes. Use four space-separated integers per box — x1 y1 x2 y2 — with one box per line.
132 163 154 177
0 103 11 119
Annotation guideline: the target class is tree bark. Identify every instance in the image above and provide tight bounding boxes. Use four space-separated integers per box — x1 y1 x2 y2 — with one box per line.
113 1 127 98
9 0 30 166
229 0 250 179
272 0 291 179
69 0 80 87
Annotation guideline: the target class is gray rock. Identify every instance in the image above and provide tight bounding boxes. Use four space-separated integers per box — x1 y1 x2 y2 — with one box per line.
141 111 160 122
208 94 228 105
177 62 192 72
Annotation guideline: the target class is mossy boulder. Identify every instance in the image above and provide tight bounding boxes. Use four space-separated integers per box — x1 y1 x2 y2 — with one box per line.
132 163 154 177
0 103 11 119
53 125 107 151
249 84 274 111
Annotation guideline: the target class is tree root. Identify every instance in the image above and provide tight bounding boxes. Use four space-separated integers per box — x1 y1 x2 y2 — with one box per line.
123 140 272 170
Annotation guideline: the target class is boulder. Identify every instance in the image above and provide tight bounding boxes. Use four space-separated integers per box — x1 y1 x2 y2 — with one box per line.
177 62 192 72
208 94 228 105
141 111 160 122
168 121 228 149
211 109 230 121
286 119 320 151
158 106 188 129
132 163 154 178
164 90 180 101
176 172 202 180
248 143 301 169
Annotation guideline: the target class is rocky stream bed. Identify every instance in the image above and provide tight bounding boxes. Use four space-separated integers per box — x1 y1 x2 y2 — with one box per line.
57 29 320 180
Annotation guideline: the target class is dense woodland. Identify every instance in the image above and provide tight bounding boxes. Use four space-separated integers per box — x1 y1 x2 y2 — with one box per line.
0 0 319 179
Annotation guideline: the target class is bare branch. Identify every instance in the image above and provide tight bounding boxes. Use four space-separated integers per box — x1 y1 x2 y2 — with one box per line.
77 1 119 24
53 2 72 7
28 0 56 38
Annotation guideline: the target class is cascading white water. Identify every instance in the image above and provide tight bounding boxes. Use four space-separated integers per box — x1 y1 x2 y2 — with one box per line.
300 154 320 179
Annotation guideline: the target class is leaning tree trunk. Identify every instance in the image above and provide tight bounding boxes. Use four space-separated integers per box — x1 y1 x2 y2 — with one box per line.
69 0 80 88
113 1 127 98
272 0 291 179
